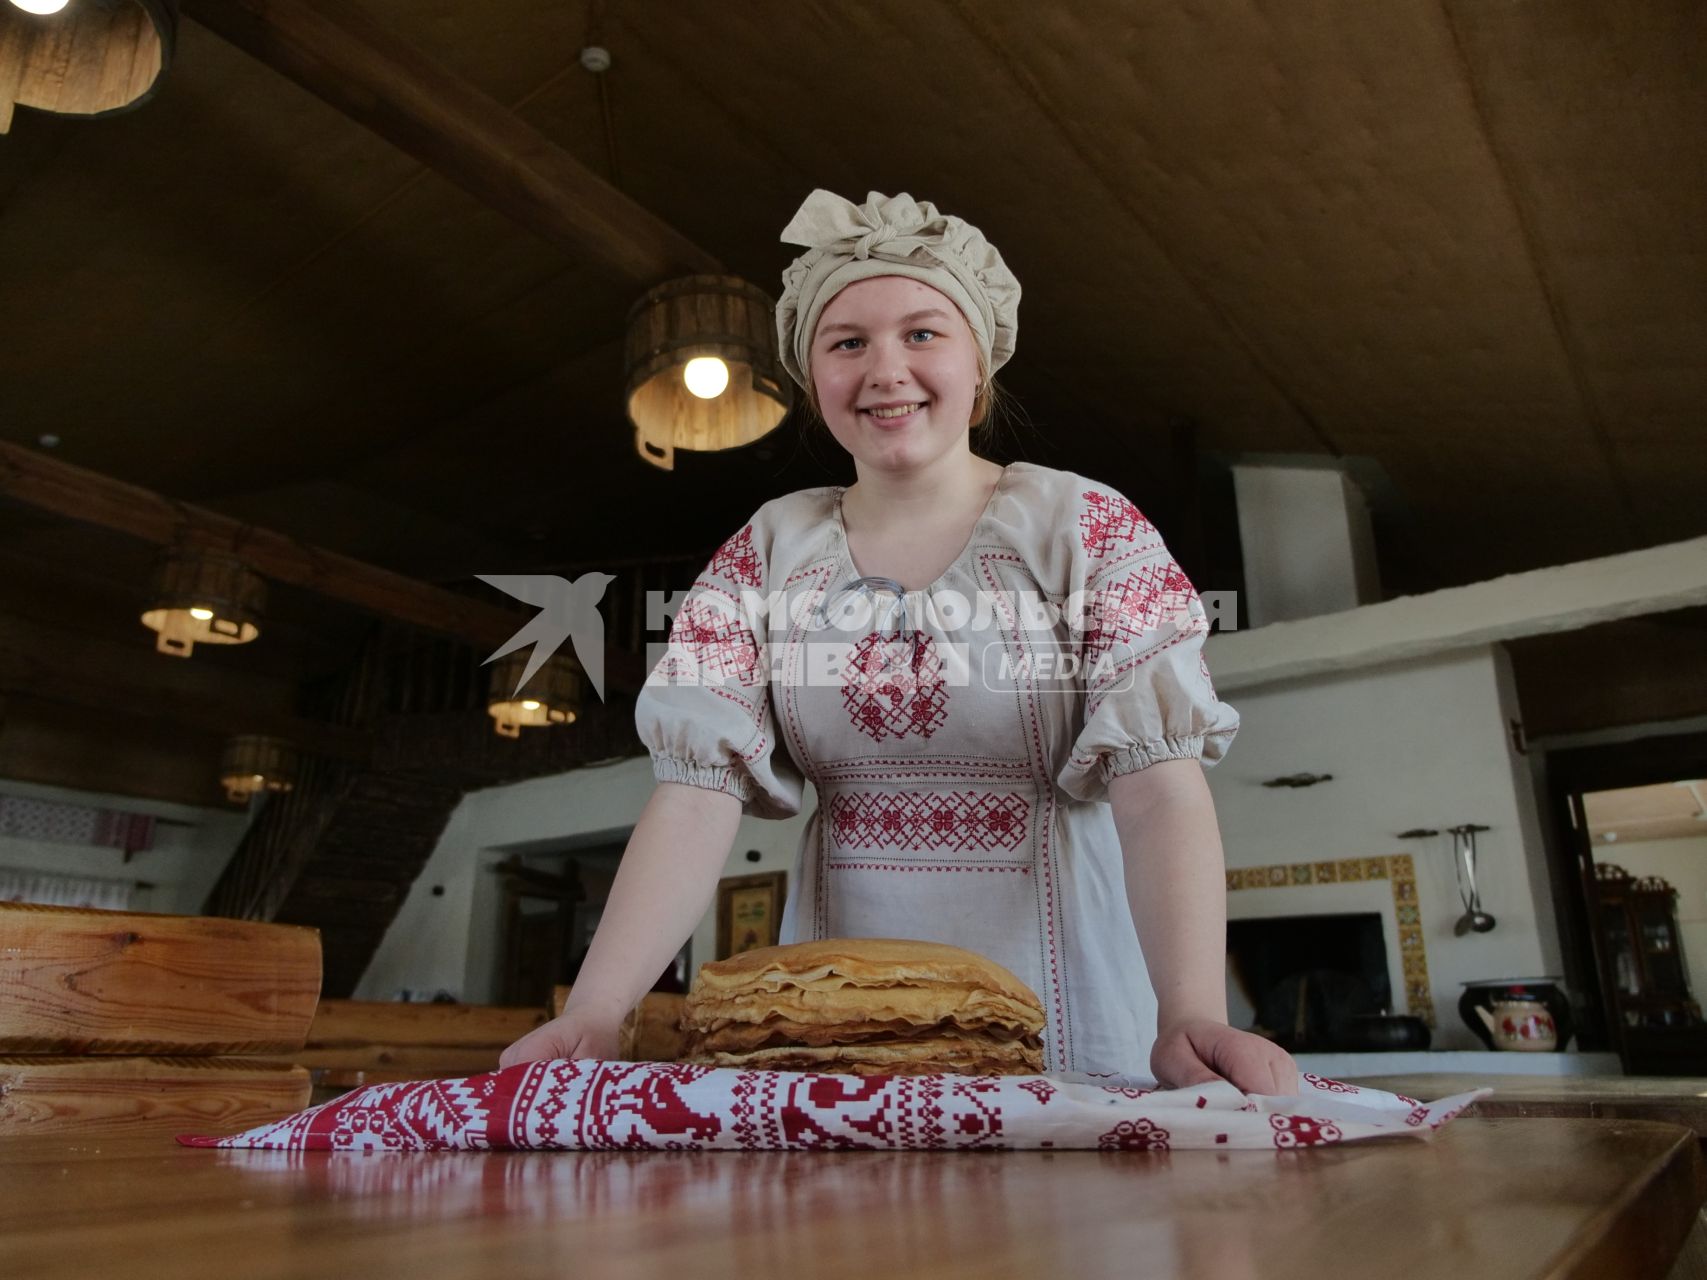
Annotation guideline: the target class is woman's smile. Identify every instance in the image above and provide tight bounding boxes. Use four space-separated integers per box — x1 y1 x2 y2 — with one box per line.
859 400 929 429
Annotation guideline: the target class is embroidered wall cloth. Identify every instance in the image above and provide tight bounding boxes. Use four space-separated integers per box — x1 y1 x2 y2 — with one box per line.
179 1061 1487 1153
0 795 156 854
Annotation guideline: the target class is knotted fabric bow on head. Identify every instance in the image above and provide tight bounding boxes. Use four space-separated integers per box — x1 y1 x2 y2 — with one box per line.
774 189 1021 392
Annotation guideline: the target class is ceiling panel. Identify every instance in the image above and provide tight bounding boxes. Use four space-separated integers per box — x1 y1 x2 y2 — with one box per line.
0 0 1701 700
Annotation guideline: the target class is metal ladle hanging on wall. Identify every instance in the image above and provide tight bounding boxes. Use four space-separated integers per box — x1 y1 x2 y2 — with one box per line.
1448 823 1495 935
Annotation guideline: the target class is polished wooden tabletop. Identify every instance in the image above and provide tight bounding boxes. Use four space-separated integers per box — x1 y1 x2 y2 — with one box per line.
3 1119 1703 1280
1347 1074 1707 1136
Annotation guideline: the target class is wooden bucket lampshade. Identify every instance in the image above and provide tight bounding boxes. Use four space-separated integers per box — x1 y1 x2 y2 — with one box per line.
486 650 581 738
140 547 266 658
624 274 792 471
219 735 299 804
0 0 178 135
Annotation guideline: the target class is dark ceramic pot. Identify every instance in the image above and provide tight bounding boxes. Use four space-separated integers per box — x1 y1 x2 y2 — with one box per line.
1338 1014 1432 1052
1459 978 1574 1050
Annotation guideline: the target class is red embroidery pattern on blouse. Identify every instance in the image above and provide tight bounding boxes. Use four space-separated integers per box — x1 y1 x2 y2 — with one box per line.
828 791 1030 852
841 633 949 741
669 596 762 686
1082 561 1199 669
827 863 1029 874
708 525 762 586
1078 490 1154 557
978 549 1067 1063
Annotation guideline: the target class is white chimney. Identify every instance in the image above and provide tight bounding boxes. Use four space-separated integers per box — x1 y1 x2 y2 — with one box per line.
1231 462 1381 627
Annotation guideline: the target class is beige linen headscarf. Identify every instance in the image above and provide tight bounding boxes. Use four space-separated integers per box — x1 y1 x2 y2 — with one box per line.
775 189 1021 392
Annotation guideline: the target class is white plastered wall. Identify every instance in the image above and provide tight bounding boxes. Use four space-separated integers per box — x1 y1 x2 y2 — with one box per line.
1203 644 1560 1049
357 756 812 1003
1231 464 1380 625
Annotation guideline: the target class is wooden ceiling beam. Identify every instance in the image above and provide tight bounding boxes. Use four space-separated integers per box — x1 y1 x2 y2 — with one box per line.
181 0 722 284
0 673 369 769
0 441 644 693
0 626 372 765
0 439 523 649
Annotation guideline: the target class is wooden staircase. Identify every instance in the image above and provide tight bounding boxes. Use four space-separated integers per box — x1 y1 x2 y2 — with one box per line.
202 563 692 995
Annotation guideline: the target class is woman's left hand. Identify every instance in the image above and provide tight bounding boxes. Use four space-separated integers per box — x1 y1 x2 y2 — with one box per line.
1151 1018 1300 1095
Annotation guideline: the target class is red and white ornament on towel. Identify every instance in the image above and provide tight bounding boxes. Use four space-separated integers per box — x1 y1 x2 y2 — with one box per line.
179 1062 1488 1153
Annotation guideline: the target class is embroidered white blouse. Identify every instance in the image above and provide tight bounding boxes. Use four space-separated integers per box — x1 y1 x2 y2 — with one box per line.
636 462 1239 1074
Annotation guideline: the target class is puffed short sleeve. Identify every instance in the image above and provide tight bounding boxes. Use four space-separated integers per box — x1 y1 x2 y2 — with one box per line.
636 520 804 819
1056 484 1239 802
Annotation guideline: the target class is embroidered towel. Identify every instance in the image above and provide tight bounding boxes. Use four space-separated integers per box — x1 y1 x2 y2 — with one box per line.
179 1061 1487 1153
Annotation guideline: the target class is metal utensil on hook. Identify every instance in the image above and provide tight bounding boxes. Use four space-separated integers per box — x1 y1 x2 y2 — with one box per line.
1448 824 1495 935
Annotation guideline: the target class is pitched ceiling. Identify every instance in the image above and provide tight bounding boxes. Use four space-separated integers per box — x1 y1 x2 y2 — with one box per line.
0 0 1704 804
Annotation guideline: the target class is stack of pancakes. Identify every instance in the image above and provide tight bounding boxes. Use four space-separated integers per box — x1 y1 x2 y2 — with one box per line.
682 938 1045 1076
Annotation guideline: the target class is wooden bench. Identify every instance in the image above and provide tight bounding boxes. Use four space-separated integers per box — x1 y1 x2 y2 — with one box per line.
281 990 687 1100
0 902 318 1136
266 998 550 1098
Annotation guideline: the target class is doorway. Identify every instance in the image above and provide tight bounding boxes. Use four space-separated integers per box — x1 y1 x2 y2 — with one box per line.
493 840 690 1010
1543 729 1707 1074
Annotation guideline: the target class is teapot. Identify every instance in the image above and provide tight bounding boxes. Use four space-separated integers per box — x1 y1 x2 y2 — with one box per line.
1459 978 1573 1050
1474 999 1557 1051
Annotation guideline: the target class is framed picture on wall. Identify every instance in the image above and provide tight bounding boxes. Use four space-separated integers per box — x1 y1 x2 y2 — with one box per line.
716 871 787 960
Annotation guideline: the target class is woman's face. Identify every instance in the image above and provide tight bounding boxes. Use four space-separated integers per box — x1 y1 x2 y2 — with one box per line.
807 276 981 477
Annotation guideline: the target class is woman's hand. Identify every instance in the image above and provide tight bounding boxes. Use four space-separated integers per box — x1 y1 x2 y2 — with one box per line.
1151 1018 1299 1095
498 782 741 1070
499 1005 624 1068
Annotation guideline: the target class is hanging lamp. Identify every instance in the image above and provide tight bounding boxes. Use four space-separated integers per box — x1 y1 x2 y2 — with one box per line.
219 735 298 804
624 274 791 470
486 650 582 738
140 547 266 658
1 0 178 134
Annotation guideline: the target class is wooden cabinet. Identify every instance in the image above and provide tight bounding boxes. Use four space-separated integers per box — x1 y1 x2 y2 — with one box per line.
1594 863 1707 1074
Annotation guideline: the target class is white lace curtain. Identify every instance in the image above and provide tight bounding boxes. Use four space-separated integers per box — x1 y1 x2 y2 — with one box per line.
0 868 134 911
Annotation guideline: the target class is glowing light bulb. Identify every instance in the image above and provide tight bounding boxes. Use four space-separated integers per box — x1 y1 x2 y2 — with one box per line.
189 607 215 621
682 356 729 399
10 0 71 14
521 700 541 711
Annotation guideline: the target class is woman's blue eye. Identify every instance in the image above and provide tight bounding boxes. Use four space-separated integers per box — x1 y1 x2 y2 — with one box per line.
829 329 935 352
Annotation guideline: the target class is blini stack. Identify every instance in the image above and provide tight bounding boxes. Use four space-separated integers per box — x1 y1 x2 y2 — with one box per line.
683 938 1045 1076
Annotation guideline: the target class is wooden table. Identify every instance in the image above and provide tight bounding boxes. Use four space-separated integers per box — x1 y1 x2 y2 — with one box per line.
1345 1074 1707 1136
1346 1075 1707 1280
2 1119 1702 1280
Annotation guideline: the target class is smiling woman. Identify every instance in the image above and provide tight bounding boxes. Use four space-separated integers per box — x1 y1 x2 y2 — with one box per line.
806 277 984 479
505 188 1294 1097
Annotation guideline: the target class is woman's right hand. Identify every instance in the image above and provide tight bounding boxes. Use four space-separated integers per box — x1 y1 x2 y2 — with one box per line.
497 783 740 1070
499 1005 624 1067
